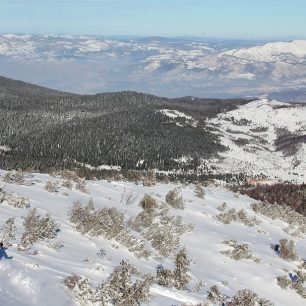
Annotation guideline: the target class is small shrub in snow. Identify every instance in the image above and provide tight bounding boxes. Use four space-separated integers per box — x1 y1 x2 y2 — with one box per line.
194 184 205 199
216 208 260 227
97 248 106 259
165 189 185 210
65 261 153 306
144 215 193 257
75 179 89 194
221 240 260 262
18 209 59 251
62 180 73 190
142 170 156 186
0 191 29 208
207 285 224 304
3 170 32 185
64 274 94 305
226 289 274 306
156 265 174 288
217 202 227 211
45 181 59 193
277 275 291 289
48 241 64 252
156 248 191 290
0 217 16 246
129 211 154 232
69 200 147 258
173 248 191 290
279 239 298 261
192 280 205 293
139 195 158 213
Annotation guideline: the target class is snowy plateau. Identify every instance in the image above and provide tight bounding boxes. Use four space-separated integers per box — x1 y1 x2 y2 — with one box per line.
0 169 305 306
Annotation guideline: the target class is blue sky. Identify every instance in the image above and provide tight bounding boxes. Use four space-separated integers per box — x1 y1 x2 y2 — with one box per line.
1 0 306 39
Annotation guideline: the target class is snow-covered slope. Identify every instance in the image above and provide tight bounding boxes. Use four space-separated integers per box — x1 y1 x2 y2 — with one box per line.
0 170 305 305
207 99 306 183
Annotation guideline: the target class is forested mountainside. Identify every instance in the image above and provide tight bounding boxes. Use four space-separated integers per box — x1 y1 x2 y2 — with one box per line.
0 76 247 172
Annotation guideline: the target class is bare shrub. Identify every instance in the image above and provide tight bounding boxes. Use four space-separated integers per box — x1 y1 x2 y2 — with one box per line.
0 218 16 246
217 202 227 211
69 200 147 258
65 261 153 306
226 289 273 306
277 275 291 289
156 265 174 287
144 215 193 257
143 170 156 186
18 209 59 251
216 208 260 227
221 240 260 262
139 195 158 213
207 285 224 304
0 191 29 208
129 211 154 232
3 170 32 185
173 248 190 290
62 180 73 190
64 275 94 304
166 189 185 210
45 181 59 193
279 239 298 261
75 179 89 194
156 248 190 290
194 184 205 199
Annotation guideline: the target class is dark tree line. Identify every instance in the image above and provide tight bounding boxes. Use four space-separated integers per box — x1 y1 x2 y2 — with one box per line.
239 183 306 216
0 75 248 173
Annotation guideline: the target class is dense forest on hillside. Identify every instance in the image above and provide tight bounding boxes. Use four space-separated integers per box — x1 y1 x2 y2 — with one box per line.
239 183 306 216
0 76 248 172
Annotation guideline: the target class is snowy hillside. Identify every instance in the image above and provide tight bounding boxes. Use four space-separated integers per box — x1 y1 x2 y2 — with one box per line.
222 40 306 62
207 99 306 183
0 170 305 305
1 35 306 100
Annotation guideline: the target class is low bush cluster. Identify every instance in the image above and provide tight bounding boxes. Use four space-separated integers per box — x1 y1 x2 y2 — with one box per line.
64 260 153 306
3 170 33 185
278 239 298 261
226 289 273 306
0 190 29 208
144 215 193 257
221 240 260 262
18 209 59 251
69 200 147 258
0 218 16 246
156 248 190 290
216 208 260 227
165 189 185 210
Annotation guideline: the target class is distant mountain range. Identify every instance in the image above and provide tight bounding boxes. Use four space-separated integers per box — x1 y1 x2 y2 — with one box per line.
0 34 306 101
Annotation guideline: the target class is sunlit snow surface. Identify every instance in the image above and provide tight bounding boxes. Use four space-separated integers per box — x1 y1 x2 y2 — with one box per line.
0 170 305 305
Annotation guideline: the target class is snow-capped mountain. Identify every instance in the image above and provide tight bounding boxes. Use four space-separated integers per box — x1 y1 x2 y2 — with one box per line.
222 40 306 62
0 34 306 100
